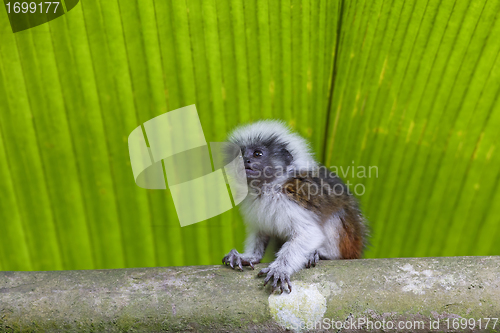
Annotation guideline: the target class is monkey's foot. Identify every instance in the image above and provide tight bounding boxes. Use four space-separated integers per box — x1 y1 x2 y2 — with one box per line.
305 250 319 268
258 265 292 294
222 249 260 271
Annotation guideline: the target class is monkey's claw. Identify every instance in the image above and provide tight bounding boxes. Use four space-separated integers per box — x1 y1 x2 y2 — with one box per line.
222 249 259 271
258 267 292 294
305 250 320 268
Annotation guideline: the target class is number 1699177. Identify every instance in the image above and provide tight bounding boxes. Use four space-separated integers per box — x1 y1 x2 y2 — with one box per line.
5 2 60 14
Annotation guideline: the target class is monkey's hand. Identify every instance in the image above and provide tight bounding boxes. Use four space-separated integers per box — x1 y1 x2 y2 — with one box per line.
222 249 261 271
258 262 292 294
305 250 320 268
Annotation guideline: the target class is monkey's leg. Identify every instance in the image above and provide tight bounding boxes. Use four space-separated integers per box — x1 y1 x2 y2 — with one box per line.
258 226 325 293
222 231 269 271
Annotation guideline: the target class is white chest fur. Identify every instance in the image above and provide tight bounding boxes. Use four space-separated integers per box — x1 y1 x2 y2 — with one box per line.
240 189 319 239
239 188 343 260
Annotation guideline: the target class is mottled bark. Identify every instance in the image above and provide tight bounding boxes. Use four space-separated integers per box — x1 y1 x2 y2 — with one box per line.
0 257 499 332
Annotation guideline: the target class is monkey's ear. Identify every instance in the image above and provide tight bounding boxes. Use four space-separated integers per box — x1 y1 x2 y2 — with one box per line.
283 149 293 165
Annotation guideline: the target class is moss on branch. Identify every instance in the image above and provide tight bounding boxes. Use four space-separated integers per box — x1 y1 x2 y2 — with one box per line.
0 257 499 332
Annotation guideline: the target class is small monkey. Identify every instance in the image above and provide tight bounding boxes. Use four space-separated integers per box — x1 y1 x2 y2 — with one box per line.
222 120 368 293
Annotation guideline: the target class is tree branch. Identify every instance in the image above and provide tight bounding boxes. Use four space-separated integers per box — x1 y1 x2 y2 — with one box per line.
1 256 499 332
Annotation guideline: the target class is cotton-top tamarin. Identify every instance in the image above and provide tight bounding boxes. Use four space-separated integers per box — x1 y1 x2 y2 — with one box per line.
222 120 368 293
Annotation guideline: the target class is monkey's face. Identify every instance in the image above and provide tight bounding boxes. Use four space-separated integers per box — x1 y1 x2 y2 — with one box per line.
240 144 292 187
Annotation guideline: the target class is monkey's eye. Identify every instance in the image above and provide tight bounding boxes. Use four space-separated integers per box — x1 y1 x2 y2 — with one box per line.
253 150 263 157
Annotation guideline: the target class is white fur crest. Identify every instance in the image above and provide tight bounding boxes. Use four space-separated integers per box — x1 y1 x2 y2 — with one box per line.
228 120 317 170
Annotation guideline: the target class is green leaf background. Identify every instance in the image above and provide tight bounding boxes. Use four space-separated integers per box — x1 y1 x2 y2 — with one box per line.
0 0 498 271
